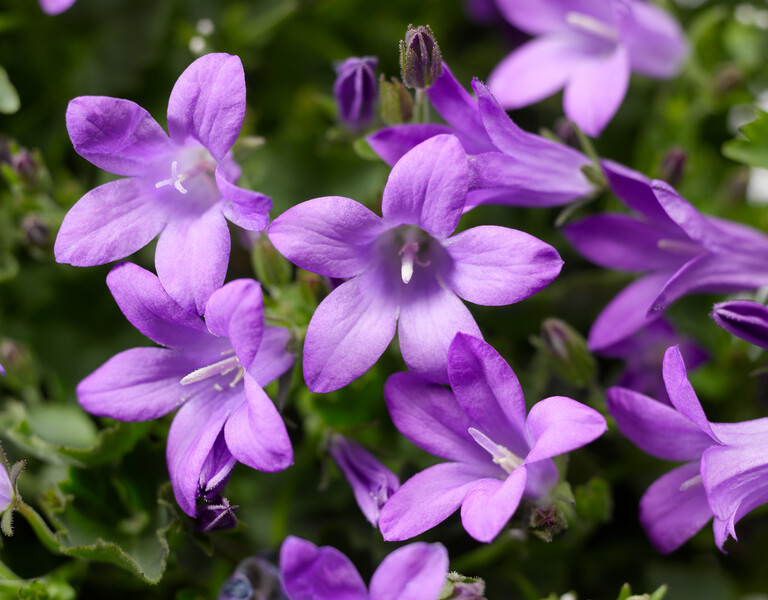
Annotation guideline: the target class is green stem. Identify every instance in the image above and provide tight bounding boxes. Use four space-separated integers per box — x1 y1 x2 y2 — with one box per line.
414 89 429 124
16 501 60 554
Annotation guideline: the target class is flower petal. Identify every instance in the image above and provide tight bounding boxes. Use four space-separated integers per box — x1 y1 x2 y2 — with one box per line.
155 203 231 316
66 96 172 177
382 134 468 239
460 468 527 543
621 0 687 78
445 225 563 305
215 163 271 232
711 300 768 351
606 385 715 461
246 327 294 387
303 269 398 393
204 279 264 369
167 53 245 161
39 0 78 14
385 371 488 464
367 124 455 167
268 196 383 278
369 543 448 600
525 396 606 463
398 280 481 383
224 375 292 472
54 178 170 267
379 462 494 541
639 462 713 554
601 160 675 224
495 0 600 34
105 262 209 348
0 462 12 512
279 536 368 600
563 44 630 137
447 333 528 455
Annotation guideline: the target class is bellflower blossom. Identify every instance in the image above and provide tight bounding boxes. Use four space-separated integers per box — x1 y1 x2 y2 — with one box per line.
76 263 294 516
368 67 593 209
55 53 271 315
334 57 378 130
0 462 12 514
379 333 606 543
40 0 77 14
711 299 768 350
564 161 768 351
280 536 448 600
489 0 687 136
608 345 768 552
329 435 400 527
268 134 563 392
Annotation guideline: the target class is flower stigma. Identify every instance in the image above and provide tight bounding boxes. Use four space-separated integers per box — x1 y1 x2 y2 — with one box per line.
155 161 189 195
398 240 431 284
468 427 524 474
678 473 702 492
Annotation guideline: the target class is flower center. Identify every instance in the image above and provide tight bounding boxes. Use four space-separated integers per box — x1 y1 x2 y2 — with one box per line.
398 240 431 284
565 12 619 42
155 160 189 194
154 147 217 197
468 427 524 475
180 350 245 391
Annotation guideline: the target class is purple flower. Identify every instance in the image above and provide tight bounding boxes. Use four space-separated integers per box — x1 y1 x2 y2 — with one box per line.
0 462 12 513
379 333 606 543
489 0 687 136
711 299 768 350
55 53 271 315
76 263 294 516
268 134 563 392
608 345 768 552
334 57 378 130
601 317 708 404
279 536 448 600
368 69 593 209
329 435 400 527
564 161 768 351
40 0 77 14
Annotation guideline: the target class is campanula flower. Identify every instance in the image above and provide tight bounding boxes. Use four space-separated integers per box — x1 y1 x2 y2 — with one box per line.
334 57 378 130
608 345 768 552
268 134 563 392
489 0 687 136
77 263 294 516
711 300 768 350
379 333 606 543
39 0 77 14
55 53 271 315
279 536 448 600
564 161 768 350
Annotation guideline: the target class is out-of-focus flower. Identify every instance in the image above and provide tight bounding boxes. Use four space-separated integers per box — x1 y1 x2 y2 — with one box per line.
379 333 606 543
56 53 271 315
608 345 768 552
334 57 378 130
77 263 294 516
279 536 448 600
39 0 77 14
269 134 563 392
564 161 768 351
711 299 768 350
328 435 399 527
489 0 687 136
218 556 287 600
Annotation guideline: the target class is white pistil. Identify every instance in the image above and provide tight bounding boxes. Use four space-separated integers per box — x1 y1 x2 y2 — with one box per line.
155 160 189 195
656 238 703 256
181 355 242 386
468 427 524 475
565 12 619 42
679 474 702 492
399 241 417 284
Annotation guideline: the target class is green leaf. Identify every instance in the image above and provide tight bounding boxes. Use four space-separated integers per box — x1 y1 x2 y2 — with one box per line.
0 65 19 115
574 478 613 523
722 108 768 168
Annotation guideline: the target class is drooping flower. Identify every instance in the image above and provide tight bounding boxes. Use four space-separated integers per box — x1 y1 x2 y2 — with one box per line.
564 161 768 351
39 0 77 14
608 345 768 552
55 53 271 315
711 299 768 350
489 0 687 136
279 536 448 600
268 134 563 392
334 57 378 130
379 333 606 543
329 434 400 527
367 69 594 209
77 262 294 516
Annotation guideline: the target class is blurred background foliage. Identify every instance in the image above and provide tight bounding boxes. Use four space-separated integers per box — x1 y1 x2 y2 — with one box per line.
1 0 768 598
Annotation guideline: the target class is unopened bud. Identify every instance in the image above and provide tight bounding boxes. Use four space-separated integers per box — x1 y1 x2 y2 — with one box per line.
333 56 378 130
399 25 443 89
218 557 286 600
659 147 686 187
539 318 596 387
22 214 49 248
379 75 413 125
439 572 487 599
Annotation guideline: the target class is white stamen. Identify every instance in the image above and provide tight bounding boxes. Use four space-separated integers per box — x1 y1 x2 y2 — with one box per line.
468 427 524 474
679 474 702 492
565 12 619 42
155 161 188 194
181 355 241 385
657 238 703 256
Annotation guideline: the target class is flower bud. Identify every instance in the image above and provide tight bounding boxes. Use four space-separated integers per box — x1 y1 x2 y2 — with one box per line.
441 572 487 599
333 56 378 130
712 299 768 350
399 25 443 89
539 318 596 387
379 75 413 125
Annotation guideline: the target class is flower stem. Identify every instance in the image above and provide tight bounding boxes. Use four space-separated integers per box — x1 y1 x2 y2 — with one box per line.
16 501 60 554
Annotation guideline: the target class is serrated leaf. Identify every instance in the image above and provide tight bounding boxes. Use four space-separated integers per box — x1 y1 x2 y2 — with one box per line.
722 108 768 168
